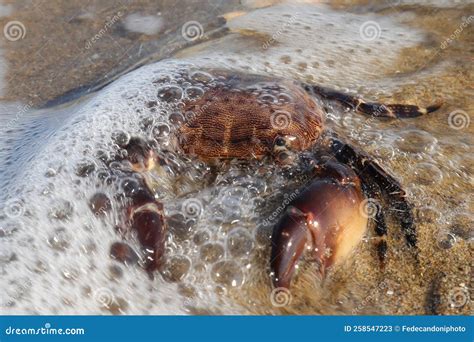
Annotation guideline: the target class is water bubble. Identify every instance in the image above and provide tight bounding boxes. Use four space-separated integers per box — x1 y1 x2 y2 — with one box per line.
0 219 22 238
49 200 74 221
169 112 185 126
122 89 138 100
168 213 193 242
416 206 441 224
395 130 437 154
61 266 79 280
75 160 96 178
227 229 254 258
160 255 191 282
151 123 170 139
413 162 443 186
185 86 205 99
157 85 183 102
200 243 224 263
371 145 395 160
437 233 457 250
140 117 155 130
109 242 139 266
189 70 213 83
449 214 473 241
44 168 57 178
277 92 293 104
211 260 244 288
193 231 210 245
111 130 131 147
108 264 123 280
258 93 278 104
47 227 70 251
89 193 112 217
153 74 171 85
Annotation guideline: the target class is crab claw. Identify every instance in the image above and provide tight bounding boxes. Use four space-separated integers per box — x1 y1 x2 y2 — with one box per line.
120 137 156 172
130 202 166 273
121 177 166 274
270 162 368 289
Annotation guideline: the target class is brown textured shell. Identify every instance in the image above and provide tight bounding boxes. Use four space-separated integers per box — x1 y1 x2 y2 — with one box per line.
178 74 324 161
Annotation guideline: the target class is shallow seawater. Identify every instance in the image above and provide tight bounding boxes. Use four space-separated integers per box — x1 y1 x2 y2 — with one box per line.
0 1 472 315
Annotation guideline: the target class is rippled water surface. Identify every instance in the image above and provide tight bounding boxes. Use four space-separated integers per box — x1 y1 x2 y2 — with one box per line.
0 1 472 315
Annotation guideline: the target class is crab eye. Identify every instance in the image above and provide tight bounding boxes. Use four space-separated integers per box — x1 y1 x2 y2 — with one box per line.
275 137 286 146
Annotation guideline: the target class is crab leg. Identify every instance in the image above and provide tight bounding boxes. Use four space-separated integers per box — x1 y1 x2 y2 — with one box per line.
116 138 167 274
328 137 417 248
361 181 389 265
270 160 368 289
304 84 442 118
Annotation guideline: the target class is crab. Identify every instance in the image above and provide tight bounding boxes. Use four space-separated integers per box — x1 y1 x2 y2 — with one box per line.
90 69 441 289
